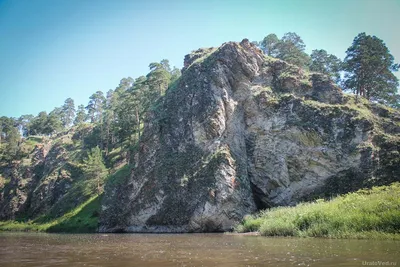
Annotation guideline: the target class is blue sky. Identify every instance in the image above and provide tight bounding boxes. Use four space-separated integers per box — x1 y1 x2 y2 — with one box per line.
0 0 399 117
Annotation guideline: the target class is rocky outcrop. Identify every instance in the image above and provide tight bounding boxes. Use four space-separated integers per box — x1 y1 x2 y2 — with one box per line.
99 39 400 232
0 144 47 220
0 136 82 220
182 47 216 73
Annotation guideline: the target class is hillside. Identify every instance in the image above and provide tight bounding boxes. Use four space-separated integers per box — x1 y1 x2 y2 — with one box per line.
0 127 126 232
0 39 399 233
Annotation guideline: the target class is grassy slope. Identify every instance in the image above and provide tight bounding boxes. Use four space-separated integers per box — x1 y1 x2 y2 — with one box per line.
0 195 100 232
0 127 132 233
235 183 400 239
0 164 131 232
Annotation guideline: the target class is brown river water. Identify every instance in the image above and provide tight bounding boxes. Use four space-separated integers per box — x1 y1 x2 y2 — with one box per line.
0 233 398 266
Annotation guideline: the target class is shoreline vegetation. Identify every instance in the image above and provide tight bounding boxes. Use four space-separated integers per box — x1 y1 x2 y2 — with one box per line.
0 195 100 233
1 183 399 240
235 183 400 240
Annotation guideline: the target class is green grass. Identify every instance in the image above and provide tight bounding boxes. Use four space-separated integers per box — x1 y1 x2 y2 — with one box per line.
0 195 101 233
0 163 131 233
235 183 400 239
105 164 131 186
26 136 44 144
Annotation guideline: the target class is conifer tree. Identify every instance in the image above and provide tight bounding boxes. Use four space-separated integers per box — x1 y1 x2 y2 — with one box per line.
83 146 107 194
343 33 399 105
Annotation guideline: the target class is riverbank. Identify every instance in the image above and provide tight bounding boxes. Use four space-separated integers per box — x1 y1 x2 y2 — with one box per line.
235 183 400 240
2 183 400 239
0 195 100 233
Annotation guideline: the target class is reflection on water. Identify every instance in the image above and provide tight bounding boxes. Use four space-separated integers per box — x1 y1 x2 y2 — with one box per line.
0 232 398 266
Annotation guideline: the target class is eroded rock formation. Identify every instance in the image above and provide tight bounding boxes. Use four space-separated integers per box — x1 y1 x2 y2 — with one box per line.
99 39 400 232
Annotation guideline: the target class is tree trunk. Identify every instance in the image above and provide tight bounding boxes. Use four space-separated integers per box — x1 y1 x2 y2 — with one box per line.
135 108 141 141
105 122 110 156
97 178 101 195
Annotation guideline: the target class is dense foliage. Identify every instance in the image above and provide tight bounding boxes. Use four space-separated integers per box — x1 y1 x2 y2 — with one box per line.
309 49 342 83
254 32 399 107
342 33 400 107
0 59 180 160
256 32 311 69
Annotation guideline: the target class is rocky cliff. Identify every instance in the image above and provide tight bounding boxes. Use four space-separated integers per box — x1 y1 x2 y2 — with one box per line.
99 39 400 233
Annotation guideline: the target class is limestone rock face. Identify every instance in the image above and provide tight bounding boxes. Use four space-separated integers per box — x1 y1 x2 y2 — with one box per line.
99 39 400 232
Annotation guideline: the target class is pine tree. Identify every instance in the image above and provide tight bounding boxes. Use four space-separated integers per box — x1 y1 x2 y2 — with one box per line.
310 49 342 83
74 105 87 125
146 60 171 96
343 33 399 105
86 91 105 123
275 32 311 68
0 117 20 161
83 146 107 194
45 108 63 135
29 111 48 135
61 98 75 128
260 33 280 56
258 32 311 68
17 114 34 137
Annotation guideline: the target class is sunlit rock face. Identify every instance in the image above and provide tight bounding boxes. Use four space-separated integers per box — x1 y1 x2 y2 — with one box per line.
0 138 80 220
99 39 400 233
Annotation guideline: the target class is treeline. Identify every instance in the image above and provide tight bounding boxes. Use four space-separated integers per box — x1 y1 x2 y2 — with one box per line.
0 59 180 162
253 32 399 107
1 32 399 163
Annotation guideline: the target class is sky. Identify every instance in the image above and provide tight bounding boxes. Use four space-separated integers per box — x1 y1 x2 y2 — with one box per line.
0 0 399 118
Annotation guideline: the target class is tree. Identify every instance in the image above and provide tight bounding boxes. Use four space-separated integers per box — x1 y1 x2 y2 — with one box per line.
29 111 48 135
61 98 75 128
115 77 134 94
170 67 181 84
103 89 121 154
82 146 107 194
116 77 146 145
44 108 63 135
160 59 171 73
28 109 63 136
74 104 87 125
310 49 342 83
275 32 311 68
17 114 34 137
343 33 399 105
260 33 280 56
146 60 171 96
86 91 105 123
0 117 20 161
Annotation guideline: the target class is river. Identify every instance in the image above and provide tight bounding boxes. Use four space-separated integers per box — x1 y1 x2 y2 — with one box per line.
0 233 398 266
